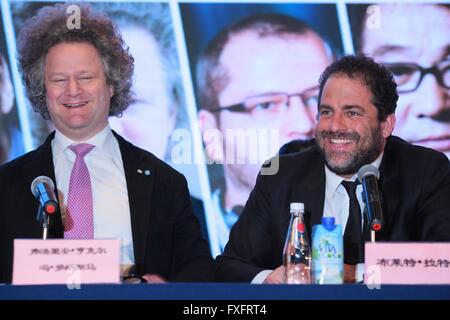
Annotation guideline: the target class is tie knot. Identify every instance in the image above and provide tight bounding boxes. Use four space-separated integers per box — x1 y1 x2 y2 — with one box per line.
69 143 95 158
341 180 360 199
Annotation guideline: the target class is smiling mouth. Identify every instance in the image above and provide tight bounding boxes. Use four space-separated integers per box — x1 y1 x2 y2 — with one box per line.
330 138 353 145
63 101 88 108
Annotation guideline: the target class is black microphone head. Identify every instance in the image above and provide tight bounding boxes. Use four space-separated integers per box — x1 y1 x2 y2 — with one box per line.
357 164 380 183
31 176 55 197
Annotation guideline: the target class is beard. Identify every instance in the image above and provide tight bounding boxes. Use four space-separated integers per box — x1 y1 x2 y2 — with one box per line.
316 126 384 176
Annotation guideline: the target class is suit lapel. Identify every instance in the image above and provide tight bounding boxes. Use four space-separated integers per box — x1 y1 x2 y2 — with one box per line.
378 138 400 239
21 132 64 238
286 149 325 236
114 133 155 268
302 153 326 233
22 134 56 192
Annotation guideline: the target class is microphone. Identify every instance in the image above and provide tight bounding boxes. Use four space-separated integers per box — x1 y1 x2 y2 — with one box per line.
357 165 384 232
31 176 59 215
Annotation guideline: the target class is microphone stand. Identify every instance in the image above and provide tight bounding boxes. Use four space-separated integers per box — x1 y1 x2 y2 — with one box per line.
42 213 50 240
36 205 50 240
362 203 376 243
363 206 380 243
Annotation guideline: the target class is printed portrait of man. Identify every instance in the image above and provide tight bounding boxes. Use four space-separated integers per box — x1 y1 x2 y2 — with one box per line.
353 3 450 159
182 3 342 253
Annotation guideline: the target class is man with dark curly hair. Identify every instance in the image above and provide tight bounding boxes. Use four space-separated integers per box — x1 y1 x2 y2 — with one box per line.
215 54 450 283
0 3 212 284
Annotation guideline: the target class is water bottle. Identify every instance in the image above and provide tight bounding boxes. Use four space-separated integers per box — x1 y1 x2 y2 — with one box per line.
283 202 311 284
311 217 344 284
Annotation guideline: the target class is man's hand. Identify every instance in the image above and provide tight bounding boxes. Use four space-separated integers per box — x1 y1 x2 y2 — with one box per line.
263 265 284 284
344 264 356 283
264 264 356 284
142 273 167 283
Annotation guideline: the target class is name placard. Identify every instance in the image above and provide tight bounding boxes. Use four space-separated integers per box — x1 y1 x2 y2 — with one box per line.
364 242 450 284
12 239 120 285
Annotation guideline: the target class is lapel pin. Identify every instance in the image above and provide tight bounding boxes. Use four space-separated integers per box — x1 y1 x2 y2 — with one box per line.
144 170 151 176
137 169 143 174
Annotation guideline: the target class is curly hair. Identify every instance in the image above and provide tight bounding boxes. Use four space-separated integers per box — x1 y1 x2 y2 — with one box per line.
16 2 134 119
318 54 398 121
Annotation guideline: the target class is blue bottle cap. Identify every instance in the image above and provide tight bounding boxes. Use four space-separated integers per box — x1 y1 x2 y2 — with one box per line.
322 217 336 231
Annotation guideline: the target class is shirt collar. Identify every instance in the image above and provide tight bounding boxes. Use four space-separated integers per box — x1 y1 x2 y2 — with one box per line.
52 125 115 158
325 152 384 196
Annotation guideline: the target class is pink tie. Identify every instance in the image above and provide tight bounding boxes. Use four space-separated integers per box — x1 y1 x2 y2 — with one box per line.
64 143 95 239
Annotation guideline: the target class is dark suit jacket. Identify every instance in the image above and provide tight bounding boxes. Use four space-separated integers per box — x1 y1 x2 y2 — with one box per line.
0 131 213 283
215 136 450 282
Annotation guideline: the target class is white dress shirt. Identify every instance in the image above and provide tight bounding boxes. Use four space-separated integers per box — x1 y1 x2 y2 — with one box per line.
323 153 383 230
252 153 383 284
52 126 134 265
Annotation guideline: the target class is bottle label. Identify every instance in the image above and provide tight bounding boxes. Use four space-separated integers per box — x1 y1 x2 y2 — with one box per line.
312 230 344 284
315 237 342 260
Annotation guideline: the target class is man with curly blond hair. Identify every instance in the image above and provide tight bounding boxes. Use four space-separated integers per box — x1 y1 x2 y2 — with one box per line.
0 3 212 284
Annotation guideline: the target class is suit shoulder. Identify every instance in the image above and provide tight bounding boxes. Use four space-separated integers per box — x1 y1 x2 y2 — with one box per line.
388 136 449 167
0 132 53 178
386 136 450 185
261 146 321 179
145 151 187 182
0 149 36 176
120 138 188 186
